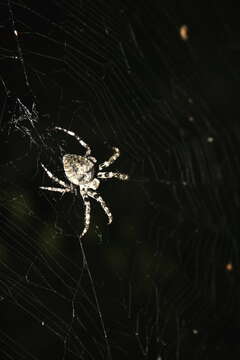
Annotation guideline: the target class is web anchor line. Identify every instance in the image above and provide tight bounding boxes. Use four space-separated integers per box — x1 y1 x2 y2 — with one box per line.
78 238 112 360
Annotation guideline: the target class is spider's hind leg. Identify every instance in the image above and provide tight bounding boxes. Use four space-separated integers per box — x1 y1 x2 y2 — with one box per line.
80 193 91 238
87 190 112 224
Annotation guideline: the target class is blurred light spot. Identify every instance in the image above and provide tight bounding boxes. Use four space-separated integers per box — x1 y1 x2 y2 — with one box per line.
180 25 189 40
207 137 214 143
226 262 233 271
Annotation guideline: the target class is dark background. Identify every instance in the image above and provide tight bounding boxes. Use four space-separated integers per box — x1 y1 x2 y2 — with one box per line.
0 1 240 359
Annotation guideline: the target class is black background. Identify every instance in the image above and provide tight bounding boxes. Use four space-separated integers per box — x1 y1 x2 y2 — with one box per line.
0 1 240 359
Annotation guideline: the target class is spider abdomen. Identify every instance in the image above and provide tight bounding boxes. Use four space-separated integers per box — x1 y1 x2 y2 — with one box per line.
63 154 95 185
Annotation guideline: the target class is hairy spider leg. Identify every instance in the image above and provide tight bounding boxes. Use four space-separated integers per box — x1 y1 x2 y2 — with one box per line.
80 193 91 238
98 147 120 170
40 186 71 193
55 127 92 156
97 171 129 181
87 190 113 224
41 163 69 188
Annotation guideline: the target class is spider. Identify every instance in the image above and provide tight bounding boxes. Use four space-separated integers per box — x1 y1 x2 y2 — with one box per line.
40 127 129 238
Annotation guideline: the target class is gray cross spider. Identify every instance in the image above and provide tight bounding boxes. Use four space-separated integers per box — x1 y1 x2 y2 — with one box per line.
40 127 129 238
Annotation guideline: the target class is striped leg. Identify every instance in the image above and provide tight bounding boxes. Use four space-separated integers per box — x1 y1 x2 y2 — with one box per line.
55 127 91 156
99 147 120 170
97 171 128 181
80 193 91 238
41 163 69 188
87 191 112 224
40 186 71 193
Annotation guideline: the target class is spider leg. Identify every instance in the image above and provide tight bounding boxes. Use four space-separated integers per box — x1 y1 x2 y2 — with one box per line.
80 193 91 238
97 171 129 181
40 186 71 193
87 190 112 224
55 126 91 156
41 163 69 188
99 147 120 170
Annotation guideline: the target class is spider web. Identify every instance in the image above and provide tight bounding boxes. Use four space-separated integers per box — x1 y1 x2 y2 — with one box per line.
0 0 240 359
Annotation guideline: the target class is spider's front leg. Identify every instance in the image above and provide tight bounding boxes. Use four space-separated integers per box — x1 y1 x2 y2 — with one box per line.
80 192 91 238
87 190 113 224
97 171 129 181
99 147 120 170
55 127 92 156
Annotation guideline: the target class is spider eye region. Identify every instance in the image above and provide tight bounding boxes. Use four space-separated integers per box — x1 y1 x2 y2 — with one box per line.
63 154 95 185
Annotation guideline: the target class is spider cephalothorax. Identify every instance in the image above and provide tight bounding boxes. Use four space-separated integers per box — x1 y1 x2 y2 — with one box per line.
40 127 128 237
